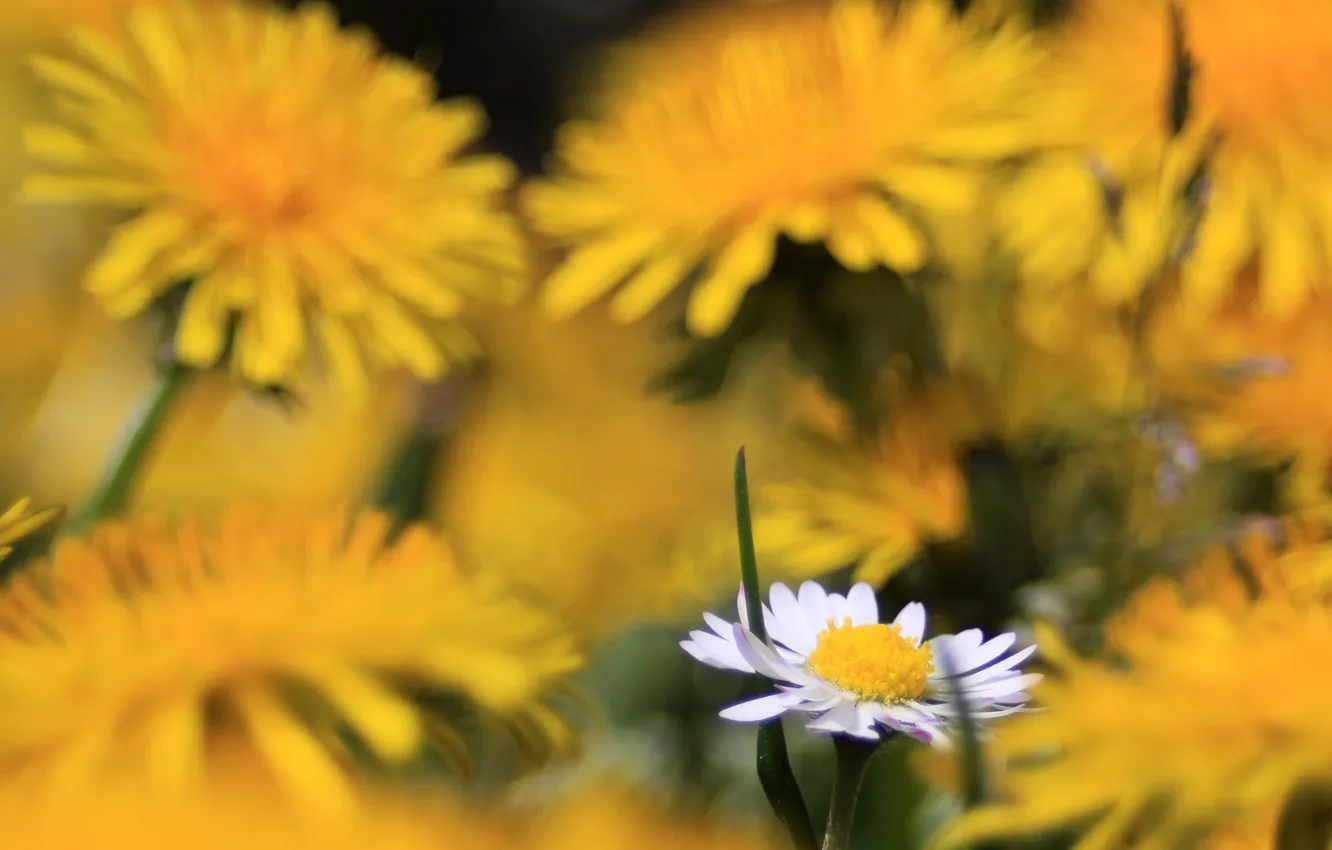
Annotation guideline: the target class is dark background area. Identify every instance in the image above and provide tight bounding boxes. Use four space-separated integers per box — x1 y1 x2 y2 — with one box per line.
312 0 1069 175
318 0 686 174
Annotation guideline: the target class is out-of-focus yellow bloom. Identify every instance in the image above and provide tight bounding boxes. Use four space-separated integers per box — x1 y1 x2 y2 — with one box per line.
757 378 979 586
0 771 778 850
0 765 505 849
436 298 798 639
0 506 581 814
24 1 525 397
1203 810 1278 850
0 498 60 560
1004 0 1332 317
932 529 1332 850
0 0 171 44
933 275 1140 438
1146 283 1332 507
525 0 1035 335
523 786 778 850
11 308 413 515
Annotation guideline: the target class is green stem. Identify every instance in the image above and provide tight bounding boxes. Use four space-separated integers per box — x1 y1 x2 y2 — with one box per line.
736 447 767 641
69 360 193 534
735 449 819 850
822 736 879 850
369 375 469 538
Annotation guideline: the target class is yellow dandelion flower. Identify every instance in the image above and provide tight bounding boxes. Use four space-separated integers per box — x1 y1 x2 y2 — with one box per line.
1004 0 1332 316
0 498 61 561
0 0 173 44
523 785 779 850
1145 283 1332 503
13 309 414 516
0 506 581 814
1203 810 1279 850
435 295 803 638
524 0 1035 335
932 545 1332 850
0 766 505 850
23 0 525 397
0 770 777 850
757 379 979 586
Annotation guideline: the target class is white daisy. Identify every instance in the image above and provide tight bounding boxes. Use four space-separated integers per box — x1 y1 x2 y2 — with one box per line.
681 581 1039 745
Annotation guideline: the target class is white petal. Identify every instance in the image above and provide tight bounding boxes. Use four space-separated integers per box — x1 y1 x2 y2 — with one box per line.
736 586 750 629
846 583 879 626
681 631 755 673
827 592 852 625
720 693 795 722
893 602 927 645
805 700 861 736
703 612 735 639
733 624 821 687
874 703 946 745
952 632 1016 674
799 581 833 634
768 582 818 655
933 629 984 659
968 673 1042 701
958 645 1038 686
850 703 885 739
930 702 1028 720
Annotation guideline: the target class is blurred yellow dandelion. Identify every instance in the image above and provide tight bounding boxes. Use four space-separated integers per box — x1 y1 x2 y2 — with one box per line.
0 498 60 560
0 0 173 43
23 0 525 396
1145 283 1332 506
525 0 1035 335
933 542 1332 850
523 786 780 850
758 380 979 586
1004 0 1332 315
0 506 580 813
0 767 505 850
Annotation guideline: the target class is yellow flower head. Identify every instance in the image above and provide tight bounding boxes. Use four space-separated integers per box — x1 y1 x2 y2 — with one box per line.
758 378 979 586
525 0 1035 335
0 0 166 45
1145 284 1332 503
24 0 525 397
523 785 779 850
0 506 581 814
933 533 1332 850
436 298 799 638
0 765 505 850
1003 0 1332 315
0 498 61 561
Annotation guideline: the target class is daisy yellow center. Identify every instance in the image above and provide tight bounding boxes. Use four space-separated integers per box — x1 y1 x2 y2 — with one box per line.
805 619 934 703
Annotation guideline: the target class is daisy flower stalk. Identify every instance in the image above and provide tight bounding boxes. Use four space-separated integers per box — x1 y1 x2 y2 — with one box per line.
682 581 1038 746
0 505 581 815
525 0 1036 336
23 0 525 398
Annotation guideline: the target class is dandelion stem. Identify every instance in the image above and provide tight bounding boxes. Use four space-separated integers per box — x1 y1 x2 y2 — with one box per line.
735 448 818 850
822 736 878 850
70 360 193 534
370 375 468 538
